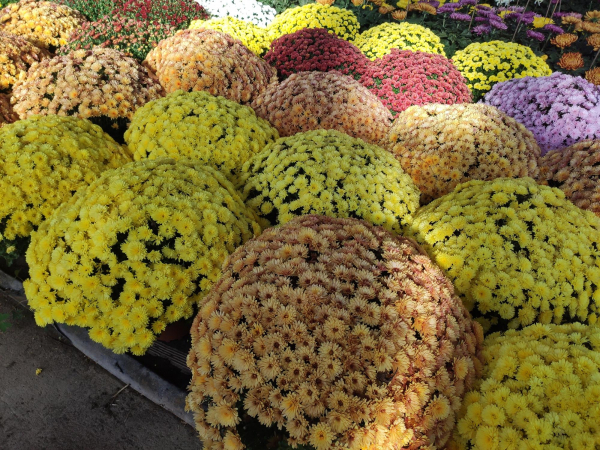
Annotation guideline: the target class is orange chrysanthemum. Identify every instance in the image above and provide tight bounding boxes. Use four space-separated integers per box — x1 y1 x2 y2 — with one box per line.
582 21 600 33
585 10 600 21
551 33 577 48
585 67 600 85
588 33 600 51
557 52 585 70
392 10 407 20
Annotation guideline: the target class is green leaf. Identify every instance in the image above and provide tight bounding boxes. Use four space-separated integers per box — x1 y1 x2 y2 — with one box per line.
0 313 12 333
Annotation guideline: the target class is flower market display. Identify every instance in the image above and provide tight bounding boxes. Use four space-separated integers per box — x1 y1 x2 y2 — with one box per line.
264 28 369 79
187 214 484 450
266 3 360 43
197 0 276 27
452 41 552 101
0 115 132 265
352 22 446 60
124 90 279 181
24 158 261 355
11 47 164 143
448 323 600 450
143 29 276 105
483 73 600 155
0 31 50 91
251 71 391 146
237 129 419 233
386 104 540 203
410 177 600 332
358 49 472 116
189 16 269 56
539 140 600 217
0 0 85 51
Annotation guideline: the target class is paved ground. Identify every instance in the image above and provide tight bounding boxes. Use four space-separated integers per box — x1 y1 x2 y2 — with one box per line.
0 292 202 450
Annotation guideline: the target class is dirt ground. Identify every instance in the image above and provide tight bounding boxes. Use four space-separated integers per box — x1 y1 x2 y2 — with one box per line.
0 292 202 450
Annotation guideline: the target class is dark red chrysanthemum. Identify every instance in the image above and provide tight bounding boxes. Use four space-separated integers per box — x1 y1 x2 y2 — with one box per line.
264 28 369 80
359 49 472 116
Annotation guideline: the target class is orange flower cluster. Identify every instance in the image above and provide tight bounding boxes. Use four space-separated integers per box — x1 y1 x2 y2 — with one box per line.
144 29 276 105
557 52 585 70
386 104 541 204
539 140 600 217
11 47 164 141
588 33 600 51
251 71 392 146
0 30 50 91
586 67 600 85
187 215 483 450
551 33 578 48
0 0 85 50
0 92 17 127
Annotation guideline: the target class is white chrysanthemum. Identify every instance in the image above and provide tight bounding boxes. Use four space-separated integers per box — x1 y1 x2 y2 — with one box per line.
195 0 276 27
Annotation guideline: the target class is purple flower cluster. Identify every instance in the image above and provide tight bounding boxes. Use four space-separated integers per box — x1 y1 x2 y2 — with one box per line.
483 73 600 155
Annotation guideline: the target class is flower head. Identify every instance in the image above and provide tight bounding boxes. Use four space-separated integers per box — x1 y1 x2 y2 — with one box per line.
557 52 585 70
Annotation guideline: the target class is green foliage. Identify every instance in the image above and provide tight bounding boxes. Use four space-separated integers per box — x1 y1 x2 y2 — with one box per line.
56 0 118 21
255 0 306 15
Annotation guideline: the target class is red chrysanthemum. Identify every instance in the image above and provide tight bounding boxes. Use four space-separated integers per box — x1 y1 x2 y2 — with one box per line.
359 49 472 116
264 28 369 80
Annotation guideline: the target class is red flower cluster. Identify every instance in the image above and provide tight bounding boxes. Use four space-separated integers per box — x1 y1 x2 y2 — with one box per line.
119 0 208 29
264 28 369 80
359 49 472 116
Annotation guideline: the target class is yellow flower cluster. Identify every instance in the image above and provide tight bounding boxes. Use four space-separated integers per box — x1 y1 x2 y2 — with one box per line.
386 104 541 204
267 4 360 43
0 115 131 254
0 92 17 127
237 129 420 233
448 323 600 450
352 22 445 60
24 158 261 355
189 17 269 57
144 29 276 105
539 140 600 217
452 41 551 101
187 214 484 450
124 90 279 182
0 0 85 50
0 30 50 91
410 177 600 332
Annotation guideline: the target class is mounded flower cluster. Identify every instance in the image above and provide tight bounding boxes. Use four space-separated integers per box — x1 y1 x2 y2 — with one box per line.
264 28 369 79
0 0 85 50
448 323 600 450
0 93 17 127
352 22 445 61
0 115 131 261
483 73 600 155
118 0 209 29
198 0 276 28
124 90 279 181
359 49 471 117
410 177 600 332
251 71 392 147
267 4 360 43
539 140 600 217
25 158 261 355
187 214 484 450
452 41 552 101
143 29 276 105
59 13 177 61
55 0 117 22
237 129 420 233
189 17 269 57
386 104 540 203
0 30 50 91
11 47 165 142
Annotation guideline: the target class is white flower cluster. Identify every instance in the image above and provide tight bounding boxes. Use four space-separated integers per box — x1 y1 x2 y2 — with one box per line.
196 0 276 27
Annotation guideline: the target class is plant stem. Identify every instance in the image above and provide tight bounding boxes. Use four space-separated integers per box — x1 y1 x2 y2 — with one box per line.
591 48 600 69
511 0 530 42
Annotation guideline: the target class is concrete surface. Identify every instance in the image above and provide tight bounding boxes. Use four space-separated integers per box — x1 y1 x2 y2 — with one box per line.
0 292 202 450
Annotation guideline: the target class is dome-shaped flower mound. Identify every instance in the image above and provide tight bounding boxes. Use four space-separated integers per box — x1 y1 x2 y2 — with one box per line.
0 115 132 263
387 104 540 204
264 28 369 80
410 177 600 332
448 323 600 450
0 31 50 91
11 47 164 143
0 0 85 50
539 140 600 217
24 159 261 355
352 22 445 61
483 73 600 155
251 72 391 146
187 214 484 450
59 13 177 61
267 4 359 43
190 17 269 57
144 29 276 105
452 41 552 101
0 93 17 127
118 0 209 29
359 50 471 117
124 90 279 181
238 129 420 233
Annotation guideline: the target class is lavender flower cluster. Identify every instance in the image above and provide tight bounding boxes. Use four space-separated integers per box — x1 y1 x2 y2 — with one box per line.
483 73 600 155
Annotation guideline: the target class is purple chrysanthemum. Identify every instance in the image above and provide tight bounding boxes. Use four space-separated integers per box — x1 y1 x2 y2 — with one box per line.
450 12 472 21
526 30 545 41
543 24 564 34
472 24 491 35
